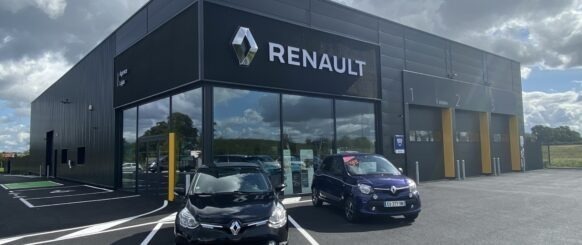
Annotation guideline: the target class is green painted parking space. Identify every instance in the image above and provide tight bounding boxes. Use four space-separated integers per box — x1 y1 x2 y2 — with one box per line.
1 181 62 190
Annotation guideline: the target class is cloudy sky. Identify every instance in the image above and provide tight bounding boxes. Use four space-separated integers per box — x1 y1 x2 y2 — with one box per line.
1 0 581 152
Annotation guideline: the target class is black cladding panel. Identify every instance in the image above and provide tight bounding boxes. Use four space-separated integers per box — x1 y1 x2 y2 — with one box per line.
203 2 380 99
114 4 198 108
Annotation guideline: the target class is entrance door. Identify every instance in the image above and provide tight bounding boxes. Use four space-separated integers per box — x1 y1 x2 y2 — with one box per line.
491 114 511 173
45 131 54 177
454 110 482 177
137 135 168 197
407 105 444 181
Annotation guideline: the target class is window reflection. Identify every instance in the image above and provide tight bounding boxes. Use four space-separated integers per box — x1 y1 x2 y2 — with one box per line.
336 100 376 153
172 89 202 173
122 108 137 191
283 95 333 195
213 87 282 187
137 98 170 194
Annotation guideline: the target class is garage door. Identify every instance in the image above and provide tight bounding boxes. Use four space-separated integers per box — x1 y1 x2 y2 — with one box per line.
491 114 512 173
407 105 444 181
454 110 482 177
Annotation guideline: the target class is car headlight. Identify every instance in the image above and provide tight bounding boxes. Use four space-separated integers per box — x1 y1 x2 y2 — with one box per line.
408 180 418 194
357 183 373 195
268 203 287 228
178 208 199 229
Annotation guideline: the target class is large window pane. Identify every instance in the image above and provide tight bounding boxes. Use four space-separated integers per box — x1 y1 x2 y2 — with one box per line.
336 100 376 153
213 87 281 186
282 95 333 195
137 98 170 195
172 89 203 172
122 108 137 191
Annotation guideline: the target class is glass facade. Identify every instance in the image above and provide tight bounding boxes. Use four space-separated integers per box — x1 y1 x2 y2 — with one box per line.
121 108 137 191
282 95 333 195
120 86 377 196
336 100 376 154
213 87 282 186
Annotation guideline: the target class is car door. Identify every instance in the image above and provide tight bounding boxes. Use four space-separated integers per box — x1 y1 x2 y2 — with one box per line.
314 157 333 201
326 157 346 203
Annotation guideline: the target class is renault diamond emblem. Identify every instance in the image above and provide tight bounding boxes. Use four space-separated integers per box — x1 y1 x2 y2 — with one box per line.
390 186 397 194
232 27 258 66
229 220 242 236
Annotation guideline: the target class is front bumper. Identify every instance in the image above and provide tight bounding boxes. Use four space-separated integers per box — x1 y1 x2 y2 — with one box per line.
353 191 421 216
175 220 288 244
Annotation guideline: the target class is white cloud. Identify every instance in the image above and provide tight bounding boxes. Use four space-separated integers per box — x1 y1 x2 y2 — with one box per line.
521 66 532 80
523 90 582 133
0 51 71 104
573 80 582 86
0 123 30 152
0 0 67 19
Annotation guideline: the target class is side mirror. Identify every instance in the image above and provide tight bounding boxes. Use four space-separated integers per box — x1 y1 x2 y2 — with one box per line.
275 184 286 193
398 168 404 173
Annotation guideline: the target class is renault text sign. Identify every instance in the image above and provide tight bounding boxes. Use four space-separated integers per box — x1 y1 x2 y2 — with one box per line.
207 2 380 99
268 42 366 77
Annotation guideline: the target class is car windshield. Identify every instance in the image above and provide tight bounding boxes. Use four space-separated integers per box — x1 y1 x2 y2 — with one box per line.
191 167 271 194
342 155 401 176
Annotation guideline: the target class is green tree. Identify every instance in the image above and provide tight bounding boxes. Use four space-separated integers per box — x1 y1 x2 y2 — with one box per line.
531 125 582 143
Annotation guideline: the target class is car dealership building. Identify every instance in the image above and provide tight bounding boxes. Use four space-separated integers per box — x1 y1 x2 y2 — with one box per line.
17 0 529 197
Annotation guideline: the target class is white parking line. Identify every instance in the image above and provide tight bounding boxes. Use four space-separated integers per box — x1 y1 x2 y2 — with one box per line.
140 213 175 245
31 195 140 208
13 185 84 192
84 185 112 192
289 215 319 245
0 201 168 245
19 198 34 208
25 191 112 200
0 184 7 190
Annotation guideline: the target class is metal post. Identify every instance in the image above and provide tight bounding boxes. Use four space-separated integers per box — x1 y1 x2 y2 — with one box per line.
547 145 551 167
496 158 501 175
461 160 466 180
39 165 42 177
415 161 420 184
456 160 461 181
492 157 497 176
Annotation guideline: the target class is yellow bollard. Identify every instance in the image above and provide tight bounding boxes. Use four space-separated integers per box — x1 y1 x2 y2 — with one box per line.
168 132 176 202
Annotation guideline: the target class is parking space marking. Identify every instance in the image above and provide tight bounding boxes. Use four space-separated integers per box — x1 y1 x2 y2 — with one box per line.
12 185 85 192
25 191 112 200
140 213 176 245
0 201 168 245
19 198 34 208
0 184 7 190
288 215 319 245
31 195 140 208
283 197 312 205
57 201 168 240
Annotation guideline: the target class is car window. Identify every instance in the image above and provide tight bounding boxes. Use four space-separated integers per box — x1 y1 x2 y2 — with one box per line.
192 168 270 194
320 157 333 172
342 155 400 176
330 157 344 176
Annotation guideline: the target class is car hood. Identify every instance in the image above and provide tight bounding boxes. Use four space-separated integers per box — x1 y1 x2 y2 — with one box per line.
188 192 275 224
354 174 409 188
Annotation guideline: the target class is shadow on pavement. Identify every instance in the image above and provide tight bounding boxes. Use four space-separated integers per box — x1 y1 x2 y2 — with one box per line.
287 204 412 234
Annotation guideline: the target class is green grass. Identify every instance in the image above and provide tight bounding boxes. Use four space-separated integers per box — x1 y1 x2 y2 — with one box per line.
543 145 582 168
3 181 61 190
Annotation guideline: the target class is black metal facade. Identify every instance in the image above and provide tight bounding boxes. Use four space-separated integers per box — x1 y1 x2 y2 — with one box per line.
21 0 524 188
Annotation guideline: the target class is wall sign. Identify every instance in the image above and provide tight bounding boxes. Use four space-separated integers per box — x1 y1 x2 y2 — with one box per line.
205 2 380 99
394 135 405 154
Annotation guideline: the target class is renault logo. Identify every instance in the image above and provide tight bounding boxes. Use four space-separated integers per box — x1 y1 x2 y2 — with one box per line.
232 27 258 66
390 186 397 194
229 220 242 236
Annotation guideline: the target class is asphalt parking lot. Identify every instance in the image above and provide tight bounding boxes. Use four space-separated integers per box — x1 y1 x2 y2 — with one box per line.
1 169 582 244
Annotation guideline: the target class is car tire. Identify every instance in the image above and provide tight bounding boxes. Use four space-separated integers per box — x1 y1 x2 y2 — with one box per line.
312 189 323 207
344 197 358 223
404 213 419 222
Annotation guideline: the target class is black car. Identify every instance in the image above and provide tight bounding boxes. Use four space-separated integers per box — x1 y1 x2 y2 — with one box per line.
175 162 289 244
311 153 421 222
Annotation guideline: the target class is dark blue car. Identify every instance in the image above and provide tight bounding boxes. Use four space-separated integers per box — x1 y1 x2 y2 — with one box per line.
311 153 421 222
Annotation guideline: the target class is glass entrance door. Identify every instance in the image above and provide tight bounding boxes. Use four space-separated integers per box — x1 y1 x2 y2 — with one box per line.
137 134 168 196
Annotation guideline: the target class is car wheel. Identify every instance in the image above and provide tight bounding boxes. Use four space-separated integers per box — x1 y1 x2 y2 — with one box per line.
404 213 419 222
344 198 358 222
312 189 323 207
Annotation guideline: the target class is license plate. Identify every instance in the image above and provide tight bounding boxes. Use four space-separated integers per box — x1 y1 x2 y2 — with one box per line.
384 201 406 208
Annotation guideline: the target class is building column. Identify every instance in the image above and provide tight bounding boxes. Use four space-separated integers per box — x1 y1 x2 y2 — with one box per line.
442 108 455 178
479 112 492 174
509 116 521 171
